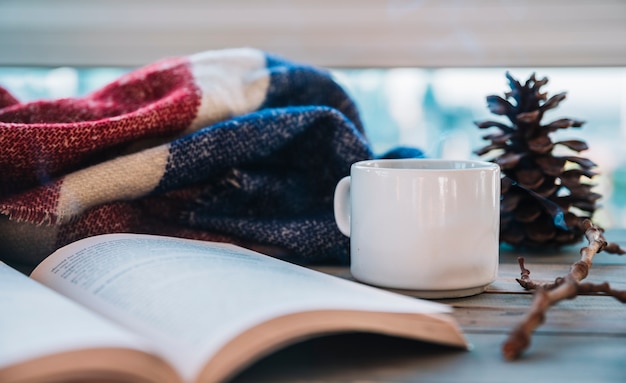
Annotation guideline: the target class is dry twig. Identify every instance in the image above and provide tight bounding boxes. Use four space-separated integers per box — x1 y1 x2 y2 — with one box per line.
502 219 626 361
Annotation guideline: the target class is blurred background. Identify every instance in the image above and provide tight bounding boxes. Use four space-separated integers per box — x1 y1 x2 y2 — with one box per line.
1 0 625 228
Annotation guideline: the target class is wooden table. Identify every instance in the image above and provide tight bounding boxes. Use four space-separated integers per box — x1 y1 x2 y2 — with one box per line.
232 228 626 383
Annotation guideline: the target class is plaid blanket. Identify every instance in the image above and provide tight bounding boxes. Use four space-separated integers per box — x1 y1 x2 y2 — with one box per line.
0 48 422 270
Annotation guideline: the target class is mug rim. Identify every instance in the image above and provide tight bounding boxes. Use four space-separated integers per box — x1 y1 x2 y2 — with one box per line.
352 158 499 171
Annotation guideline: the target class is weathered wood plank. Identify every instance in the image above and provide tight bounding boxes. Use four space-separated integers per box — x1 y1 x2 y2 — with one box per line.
450 303 626 335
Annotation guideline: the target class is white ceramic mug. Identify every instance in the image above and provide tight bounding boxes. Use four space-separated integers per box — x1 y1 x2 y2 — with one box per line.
334 158 500 298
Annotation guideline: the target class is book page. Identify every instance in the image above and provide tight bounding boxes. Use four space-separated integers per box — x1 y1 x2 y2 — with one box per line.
0 262 153 373
31 233 458 382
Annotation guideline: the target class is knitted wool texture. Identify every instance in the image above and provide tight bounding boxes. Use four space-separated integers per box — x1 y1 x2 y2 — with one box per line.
0 48 422 270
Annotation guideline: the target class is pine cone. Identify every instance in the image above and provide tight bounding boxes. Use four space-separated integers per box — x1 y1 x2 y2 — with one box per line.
475 72 600 249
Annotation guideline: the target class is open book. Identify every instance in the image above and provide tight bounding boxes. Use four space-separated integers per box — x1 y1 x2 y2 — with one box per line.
0 233 468 383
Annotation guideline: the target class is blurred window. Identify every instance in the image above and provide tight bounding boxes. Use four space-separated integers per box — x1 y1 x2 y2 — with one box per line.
1 0 625 228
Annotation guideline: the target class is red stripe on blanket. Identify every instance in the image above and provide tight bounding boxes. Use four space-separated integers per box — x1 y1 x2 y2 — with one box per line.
0 86 19 109
54 201 239 251
0 180 62 223
0 57 201 196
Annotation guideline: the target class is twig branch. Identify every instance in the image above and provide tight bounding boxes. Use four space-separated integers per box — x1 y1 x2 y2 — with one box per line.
515 257 565 290
502 219 625 361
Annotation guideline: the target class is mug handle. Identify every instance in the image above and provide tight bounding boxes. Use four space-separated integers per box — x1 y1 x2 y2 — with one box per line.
333 176 351 237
